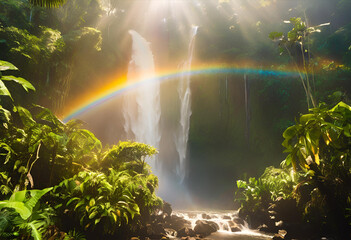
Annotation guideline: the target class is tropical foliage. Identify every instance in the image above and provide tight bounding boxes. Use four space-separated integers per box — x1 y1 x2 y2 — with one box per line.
236 101 351 237
0 60 163 239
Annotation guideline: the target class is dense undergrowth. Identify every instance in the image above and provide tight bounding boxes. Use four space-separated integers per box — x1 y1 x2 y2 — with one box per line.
236 101 351 239
0 60 163 239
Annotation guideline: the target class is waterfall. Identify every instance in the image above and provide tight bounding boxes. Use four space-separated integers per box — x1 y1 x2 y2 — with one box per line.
175 26 198 183
123 30 161 169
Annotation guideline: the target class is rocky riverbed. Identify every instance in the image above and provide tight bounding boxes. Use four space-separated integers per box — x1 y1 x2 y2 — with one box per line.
129 207 273 240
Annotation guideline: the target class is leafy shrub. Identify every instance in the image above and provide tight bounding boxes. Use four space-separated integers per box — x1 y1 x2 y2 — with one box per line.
52 168 162 237
0 187 53 240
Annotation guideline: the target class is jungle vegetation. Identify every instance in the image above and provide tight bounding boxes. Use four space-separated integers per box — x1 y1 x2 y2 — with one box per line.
0 0 351 239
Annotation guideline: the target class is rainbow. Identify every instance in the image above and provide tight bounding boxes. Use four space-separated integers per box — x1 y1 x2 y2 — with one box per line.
62 65 300 122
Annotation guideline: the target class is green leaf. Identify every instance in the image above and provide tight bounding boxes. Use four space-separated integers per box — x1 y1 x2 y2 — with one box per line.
95 218 101 225
88 211 98 219
0 105 11 123
9 190 26 202
89 198 95 207
1 76 35 92
0 81 13 100
28 222 41 240
67 197 80 206
0 61 18 71
0 201 31 220
283 125 296 139
17 106 36 127
300 114 314 124
269 31 283 40
236 180 247 189
25 187 52 211
331 101 351 112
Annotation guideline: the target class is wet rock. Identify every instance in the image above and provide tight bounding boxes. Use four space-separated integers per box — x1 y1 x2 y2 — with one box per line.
227 221 242 232
208 221 219 231
194 220 217 236
222 215 231 220
222 224 229 231
162 201 172 216
180 237 200 240
177 227 196 237
130 237 140 240
145 223 166 239
272 233 284 240
165 215 191 231
275 220 284 227
201 213 211 219
278 230 287 237
258 222 277 233
231 226 241 232
164 228 177 237
233 217 245 226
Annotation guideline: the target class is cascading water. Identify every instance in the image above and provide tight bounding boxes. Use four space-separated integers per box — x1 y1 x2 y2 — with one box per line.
172 210 272 239
123 30 161 169
175 26 198 183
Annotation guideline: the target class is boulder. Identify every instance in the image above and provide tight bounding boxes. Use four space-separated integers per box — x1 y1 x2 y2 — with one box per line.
227 221 242 232
201 213 211 219
194 220 217 237
145 223 166 239
222 215 231 220
162 201 172 216
233 217 245 226
165 215 191 231
177 227 196 237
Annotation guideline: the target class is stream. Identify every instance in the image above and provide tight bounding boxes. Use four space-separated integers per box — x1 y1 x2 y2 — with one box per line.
172 210 272 240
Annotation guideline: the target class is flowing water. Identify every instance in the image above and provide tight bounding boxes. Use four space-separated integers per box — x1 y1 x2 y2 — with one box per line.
175 26 199 183
172 210 272 240
123 30 161 169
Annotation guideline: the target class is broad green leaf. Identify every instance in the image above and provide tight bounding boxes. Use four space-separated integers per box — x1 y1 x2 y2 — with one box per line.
25 187 52 211
283 125 296 137
9 190 26 202
300 114 314 124
331 101 351 112
17 106 36 127
33 105 64 129
0 81 13 100
0 201 31 220
1 76 35 92
0 61 18 71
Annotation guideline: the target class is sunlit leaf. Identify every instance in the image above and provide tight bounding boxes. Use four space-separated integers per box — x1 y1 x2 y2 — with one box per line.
0 61 18 71
1 76 35 92
0 81 13 100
